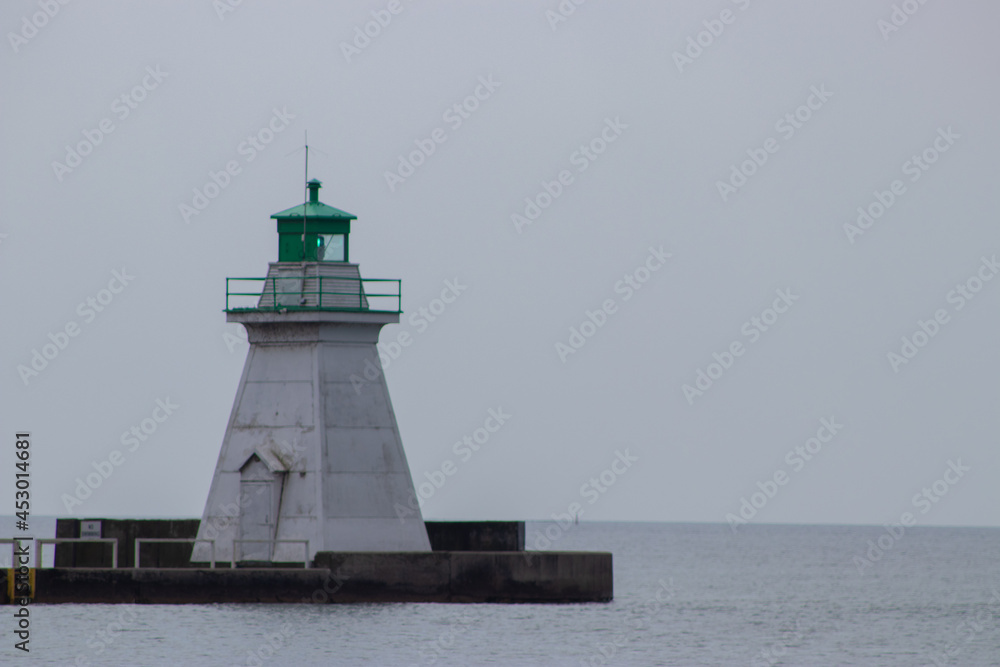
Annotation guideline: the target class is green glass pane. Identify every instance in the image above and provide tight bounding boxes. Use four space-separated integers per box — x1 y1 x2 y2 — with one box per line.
320 234 345 262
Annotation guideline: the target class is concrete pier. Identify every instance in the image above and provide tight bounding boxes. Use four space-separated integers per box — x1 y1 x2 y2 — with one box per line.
3 552 611 604
27 519 612 603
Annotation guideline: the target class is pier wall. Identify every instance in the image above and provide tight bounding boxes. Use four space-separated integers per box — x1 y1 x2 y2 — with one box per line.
3 552 611 604
54 519 526 567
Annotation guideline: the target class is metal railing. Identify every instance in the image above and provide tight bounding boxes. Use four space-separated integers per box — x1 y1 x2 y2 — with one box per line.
226 276 401 313
0 538 31 568
36 538 118 568
135 538 216 569
231 539 310 568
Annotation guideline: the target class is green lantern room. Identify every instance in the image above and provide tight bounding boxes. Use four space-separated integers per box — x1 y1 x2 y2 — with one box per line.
224 178 401 313
272 179 356 262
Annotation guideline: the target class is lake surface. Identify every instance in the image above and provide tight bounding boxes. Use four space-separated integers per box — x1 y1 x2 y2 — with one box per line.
8 521 1000 666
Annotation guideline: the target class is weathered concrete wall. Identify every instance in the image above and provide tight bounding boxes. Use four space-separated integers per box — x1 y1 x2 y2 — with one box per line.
3 551 611 603
3 568 331 604
55 519 201 568
425 521 524 552
313 551 613 603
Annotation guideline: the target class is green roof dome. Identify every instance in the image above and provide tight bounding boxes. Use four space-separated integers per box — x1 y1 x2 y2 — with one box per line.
270 179 356 221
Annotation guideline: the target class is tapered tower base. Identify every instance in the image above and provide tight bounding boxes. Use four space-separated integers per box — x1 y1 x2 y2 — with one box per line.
194 291 429 564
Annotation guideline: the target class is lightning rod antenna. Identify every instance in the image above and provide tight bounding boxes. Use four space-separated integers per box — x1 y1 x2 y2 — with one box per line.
301 130 309 261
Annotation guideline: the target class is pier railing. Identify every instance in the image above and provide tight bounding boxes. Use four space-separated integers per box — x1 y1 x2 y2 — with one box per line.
36 538 118 568
135 538 216 569
0 538 32 568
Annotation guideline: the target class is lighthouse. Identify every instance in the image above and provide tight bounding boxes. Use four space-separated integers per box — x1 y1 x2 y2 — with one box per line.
193 179 431 565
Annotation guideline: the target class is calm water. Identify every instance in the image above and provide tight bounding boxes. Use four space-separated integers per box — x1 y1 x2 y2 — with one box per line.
11 522 1000 666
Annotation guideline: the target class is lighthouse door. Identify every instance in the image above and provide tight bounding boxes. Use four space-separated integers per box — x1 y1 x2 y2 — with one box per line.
238 456 277 562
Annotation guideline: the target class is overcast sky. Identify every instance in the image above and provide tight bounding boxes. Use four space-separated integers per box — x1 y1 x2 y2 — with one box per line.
2 0 999 528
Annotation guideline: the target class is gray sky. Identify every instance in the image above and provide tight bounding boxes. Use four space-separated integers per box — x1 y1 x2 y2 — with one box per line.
3 0 998 527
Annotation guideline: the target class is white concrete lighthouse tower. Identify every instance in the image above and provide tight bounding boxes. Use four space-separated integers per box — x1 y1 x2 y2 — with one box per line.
193 179 430 565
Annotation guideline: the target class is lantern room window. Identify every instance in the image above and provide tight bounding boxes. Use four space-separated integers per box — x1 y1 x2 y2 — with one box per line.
319 234 345 262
